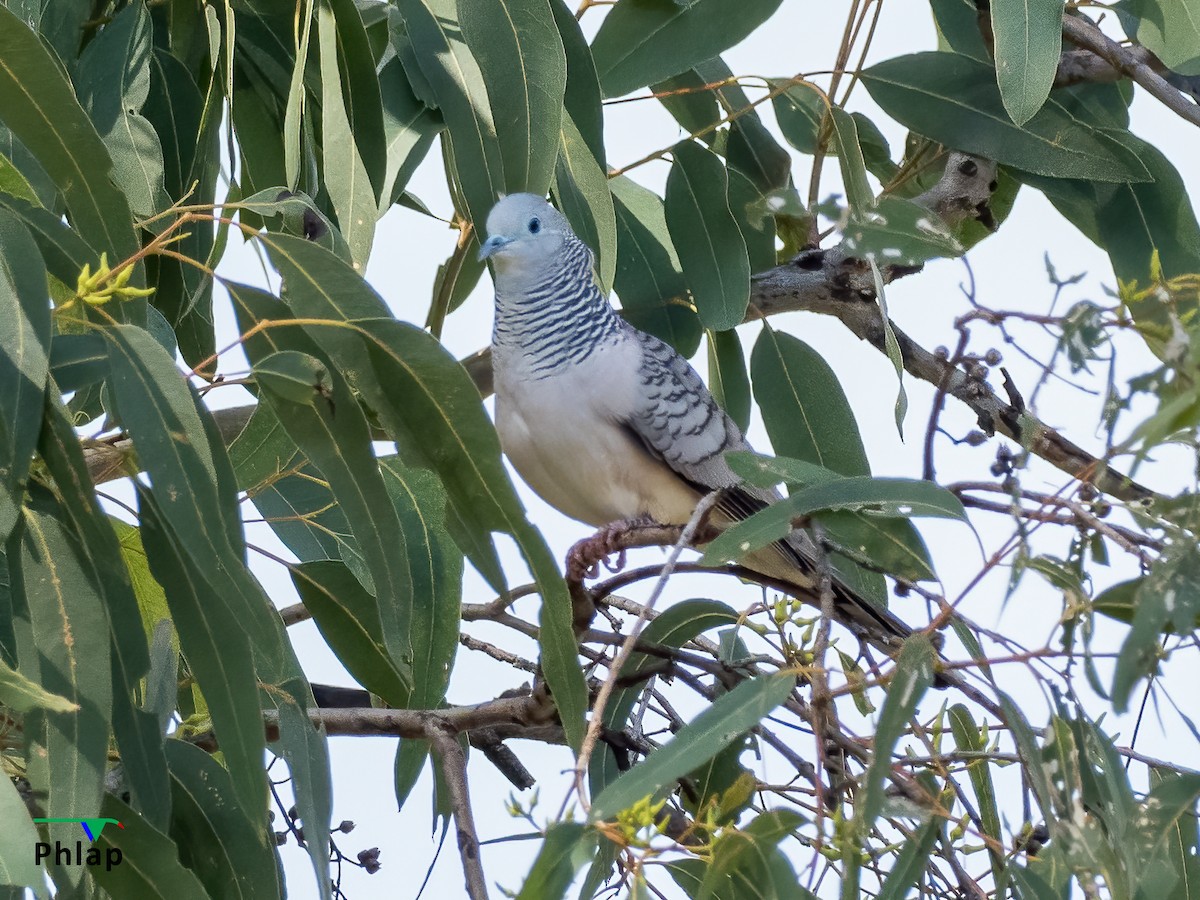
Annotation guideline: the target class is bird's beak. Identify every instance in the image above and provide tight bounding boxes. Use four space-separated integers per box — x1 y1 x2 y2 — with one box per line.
478 235 513 261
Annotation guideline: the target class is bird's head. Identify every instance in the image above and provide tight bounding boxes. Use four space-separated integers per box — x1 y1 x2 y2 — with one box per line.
478 194 571 279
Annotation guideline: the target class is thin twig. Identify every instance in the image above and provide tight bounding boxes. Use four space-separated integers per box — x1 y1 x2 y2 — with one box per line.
568 492 722 814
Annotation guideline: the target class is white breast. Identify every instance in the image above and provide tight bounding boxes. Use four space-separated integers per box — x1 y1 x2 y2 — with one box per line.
493 341 701 527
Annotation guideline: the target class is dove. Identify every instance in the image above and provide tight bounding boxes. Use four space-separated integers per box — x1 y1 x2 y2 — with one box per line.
479 193 914 653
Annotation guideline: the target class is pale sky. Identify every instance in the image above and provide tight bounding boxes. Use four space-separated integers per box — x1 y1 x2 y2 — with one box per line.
171 3 1200 897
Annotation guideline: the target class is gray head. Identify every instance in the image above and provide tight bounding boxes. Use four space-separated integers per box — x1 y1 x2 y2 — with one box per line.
478 194 574 281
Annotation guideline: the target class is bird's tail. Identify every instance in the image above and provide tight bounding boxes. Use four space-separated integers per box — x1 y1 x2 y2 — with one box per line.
741 536 918 657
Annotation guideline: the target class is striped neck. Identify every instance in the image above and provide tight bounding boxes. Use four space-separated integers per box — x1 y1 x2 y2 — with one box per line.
492 235 621 377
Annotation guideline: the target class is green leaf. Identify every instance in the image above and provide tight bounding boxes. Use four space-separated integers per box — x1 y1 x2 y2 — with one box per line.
862 52 1152 182
875 814 939 900
377 56 441 211
590 674 794 821
610 175 700 357
36 396 168 827
9 496 112 871
253 350 416 684
397 0 506 230
515 823 598 900
1120 0 1200 75
74 1 169 219
1020 135 1200 310
164 741 282 899
666 140 749 331
703 475 965 566
0 656 76 713
950 704 1007 891
292 561 412 707
0 6 139 261
932 0 992 61
317 0 378 267
841 195 963 266
725 453 936 582
726 168 776 274
858 635 937 827
828 107 873 215
328 0 390 198
0 147 41 205
592 598 740 796
0 195 96 288
751 328 870 476
552 111 617 295
707 329 751 433
379 458 462 711
0 774 45 897
551 0 605 165
591 0 784 98
772 81 825 155
459 0 567 197
0 209 49 543
991 0 1066 125
137 495 267 825
699 809 811 900
1114 547 1200 710
92 795 209 900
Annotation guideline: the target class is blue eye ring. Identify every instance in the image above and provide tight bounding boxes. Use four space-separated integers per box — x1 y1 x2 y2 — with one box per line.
528 217 540 234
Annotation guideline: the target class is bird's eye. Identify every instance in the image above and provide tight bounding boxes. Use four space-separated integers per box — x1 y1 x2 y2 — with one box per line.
528 217 540 234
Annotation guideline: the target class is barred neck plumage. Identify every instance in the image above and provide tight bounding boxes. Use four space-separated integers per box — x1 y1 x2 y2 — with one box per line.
492 234 622 377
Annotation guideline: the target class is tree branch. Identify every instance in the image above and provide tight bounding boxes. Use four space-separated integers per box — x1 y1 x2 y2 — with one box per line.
429 726 490 900
1060 14 1200 129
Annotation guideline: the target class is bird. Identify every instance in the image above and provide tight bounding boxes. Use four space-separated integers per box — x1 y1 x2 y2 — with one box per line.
479 193 915 655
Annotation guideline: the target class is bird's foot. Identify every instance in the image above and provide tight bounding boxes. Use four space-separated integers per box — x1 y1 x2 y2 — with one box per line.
567 516 658 582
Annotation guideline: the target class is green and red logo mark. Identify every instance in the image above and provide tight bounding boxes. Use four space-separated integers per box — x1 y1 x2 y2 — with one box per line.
33 817 124 841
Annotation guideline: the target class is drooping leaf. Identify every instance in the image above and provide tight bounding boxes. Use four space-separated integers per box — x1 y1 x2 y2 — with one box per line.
74 1 169 219
0 6 139 262
610 175 700 356
0 209 49 543
317 0 377 267
9 495 112 873
137 495 266 826
590 0 784 98
0 773 45 898
253 349 416 684
397 0 506 230
552 111 616 294
665 140 749 331
515 823 598 900
858 635 937 828
991 0 1066 125
862 52 1152 182
591 674 794 822
707 329 751 432
91 795 209 900
551 0 605 165
164 741 282 900
458 0 567 197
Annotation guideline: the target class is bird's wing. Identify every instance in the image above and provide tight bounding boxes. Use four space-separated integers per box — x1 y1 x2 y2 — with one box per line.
621 325 764 499
620 324 913 651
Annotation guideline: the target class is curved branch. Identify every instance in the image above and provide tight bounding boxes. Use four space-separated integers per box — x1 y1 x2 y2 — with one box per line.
1060 14 1200 129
